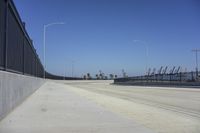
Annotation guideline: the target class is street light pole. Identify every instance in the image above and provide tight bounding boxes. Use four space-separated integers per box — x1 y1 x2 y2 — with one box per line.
133 40 149 75
72 60 74 77
65 58 77 78
71 60 79 77
64 65 66 80
43 26 46 79
43 22 65 79
192 49 200 78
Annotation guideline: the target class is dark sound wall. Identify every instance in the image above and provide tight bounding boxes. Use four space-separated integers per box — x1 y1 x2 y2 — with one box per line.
0 0 5 69
0 0 44 77
0 0 82 80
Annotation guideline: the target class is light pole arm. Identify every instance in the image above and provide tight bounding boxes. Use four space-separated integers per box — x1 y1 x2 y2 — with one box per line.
44 22 65 28
43 22 65 79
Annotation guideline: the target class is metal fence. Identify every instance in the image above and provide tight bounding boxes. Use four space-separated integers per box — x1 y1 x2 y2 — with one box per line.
0 0 6 69
0 0 83 80
0 0 44 77
115 71 200 85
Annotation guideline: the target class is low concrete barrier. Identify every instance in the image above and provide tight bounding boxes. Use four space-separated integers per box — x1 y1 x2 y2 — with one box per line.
114 80 200 88
0 71 45 120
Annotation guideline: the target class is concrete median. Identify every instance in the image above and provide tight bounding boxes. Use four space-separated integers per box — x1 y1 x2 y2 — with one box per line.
0 71 45 120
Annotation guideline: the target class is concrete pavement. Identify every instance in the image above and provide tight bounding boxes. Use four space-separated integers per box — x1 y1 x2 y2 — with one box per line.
63 80 200 133
0 81 154 133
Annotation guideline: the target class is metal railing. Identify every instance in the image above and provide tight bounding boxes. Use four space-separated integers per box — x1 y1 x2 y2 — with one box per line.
115 71 200 84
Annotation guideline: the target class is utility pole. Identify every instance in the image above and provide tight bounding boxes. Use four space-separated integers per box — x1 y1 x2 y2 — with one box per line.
192 49 200 78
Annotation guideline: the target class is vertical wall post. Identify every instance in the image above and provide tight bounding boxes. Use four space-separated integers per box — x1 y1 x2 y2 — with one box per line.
4 0 9 71
22 23 25 75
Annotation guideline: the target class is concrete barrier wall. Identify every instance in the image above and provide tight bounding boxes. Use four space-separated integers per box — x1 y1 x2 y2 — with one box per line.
0 71 45 120
114 81 200 88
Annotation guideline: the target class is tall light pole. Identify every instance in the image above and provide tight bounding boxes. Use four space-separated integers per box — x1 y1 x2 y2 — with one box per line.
72 60 74 77
71 60 79 77
64 58 78 78
63 64 66 80
192 49 200 78
43 22 65 79
133 40 149 75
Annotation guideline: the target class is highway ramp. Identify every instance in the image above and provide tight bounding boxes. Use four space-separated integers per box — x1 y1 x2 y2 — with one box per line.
0 81 154 133
63 80 200 133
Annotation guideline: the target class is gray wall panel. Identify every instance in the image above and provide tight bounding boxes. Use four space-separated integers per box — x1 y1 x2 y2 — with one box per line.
0 70 45 121
0 0 5 68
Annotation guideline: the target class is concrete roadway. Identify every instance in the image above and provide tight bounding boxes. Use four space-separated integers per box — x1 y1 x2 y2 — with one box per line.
0 80 200 133
63 80 200 133
0 81 154 133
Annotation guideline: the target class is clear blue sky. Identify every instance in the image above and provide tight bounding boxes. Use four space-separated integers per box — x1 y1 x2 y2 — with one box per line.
14 0 200 77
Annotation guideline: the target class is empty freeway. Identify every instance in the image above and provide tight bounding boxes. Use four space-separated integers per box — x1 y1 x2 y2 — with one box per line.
0 80 200 133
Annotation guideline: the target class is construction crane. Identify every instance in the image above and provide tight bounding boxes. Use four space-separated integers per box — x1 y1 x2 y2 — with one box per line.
151 68 156 75
162 66 168 75
158 66 163 75
147 68 151 76
169 66 176 74
175 66 181 74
